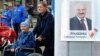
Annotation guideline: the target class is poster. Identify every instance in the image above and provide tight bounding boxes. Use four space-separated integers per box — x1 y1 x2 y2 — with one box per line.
61 0 100 41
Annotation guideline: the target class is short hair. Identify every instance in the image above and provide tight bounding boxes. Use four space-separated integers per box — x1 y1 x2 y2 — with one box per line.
38 1 48 7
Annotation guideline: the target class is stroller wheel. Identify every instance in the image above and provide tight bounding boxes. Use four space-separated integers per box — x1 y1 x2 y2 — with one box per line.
28 53 42 56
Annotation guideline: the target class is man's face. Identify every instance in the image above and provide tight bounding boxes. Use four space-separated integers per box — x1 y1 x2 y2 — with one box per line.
20 25 28 32
37 4 47 14
76 5 86 19
3 5 7 10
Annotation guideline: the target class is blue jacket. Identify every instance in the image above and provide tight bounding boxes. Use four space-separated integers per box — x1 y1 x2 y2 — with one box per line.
0 9 12 27
12 31 35 56
12 5 27 24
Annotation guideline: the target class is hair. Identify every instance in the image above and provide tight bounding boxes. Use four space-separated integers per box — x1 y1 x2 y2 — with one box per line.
38 1 48 7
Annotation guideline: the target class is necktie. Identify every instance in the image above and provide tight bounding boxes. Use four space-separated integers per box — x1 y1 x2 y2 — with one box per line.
81 19 86 30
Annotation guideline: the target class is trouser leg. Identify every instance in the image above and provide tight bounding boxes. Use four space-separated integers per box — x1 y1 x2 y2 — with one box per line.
43 46 54 56
13 23 20 37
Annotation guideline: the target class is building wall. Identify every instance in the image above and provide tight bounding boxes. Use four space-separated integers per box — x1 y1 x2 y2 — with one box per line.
55 0 68 56
55 0 100 56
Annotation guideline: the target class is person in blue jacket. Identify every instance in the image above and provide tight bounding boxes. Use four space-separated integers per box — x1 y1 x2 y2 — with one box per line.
0 2 12 27
4 21 35 56
33 1 54 56
12 0 27 36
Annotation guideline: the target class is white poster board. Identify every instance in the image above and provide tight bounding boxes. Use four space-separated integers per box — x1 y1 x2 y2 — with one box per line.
61 0 100 41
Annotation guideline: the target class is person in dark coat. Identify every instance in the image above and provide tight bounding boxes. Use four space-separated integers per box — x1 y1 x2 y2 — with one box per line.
33 1 54 56
27 3 34 28
27 3 34 17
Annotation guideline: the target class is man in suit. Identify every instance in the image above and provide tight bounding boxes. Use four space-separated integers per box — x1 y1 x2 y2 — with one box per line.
70 4 92 30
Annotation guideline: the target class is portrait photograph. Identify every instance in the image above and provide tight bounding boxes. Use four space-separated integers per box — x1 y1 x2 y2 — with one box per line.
70 1 92 30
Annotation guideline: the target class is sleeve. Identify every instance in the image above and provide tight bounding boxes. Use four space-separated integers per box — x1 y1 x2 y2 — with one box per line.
12 38 18 49
21 6 27 22
2 10 12 21
6 10 12 21
41 14 54 39
22 32 35 48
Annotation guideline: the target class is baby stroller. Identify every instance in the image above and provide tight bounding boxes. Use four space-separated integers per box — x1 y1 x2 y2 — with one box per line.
0 22 16 51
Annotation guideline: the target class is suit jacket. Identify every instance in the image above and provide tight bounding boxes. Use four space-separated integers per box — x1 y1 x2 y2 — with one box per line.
70 16 92 30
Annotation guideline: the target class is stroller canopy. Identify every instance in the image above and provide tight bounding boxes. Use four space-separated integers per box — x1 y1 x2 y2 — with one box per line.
0 23 16 44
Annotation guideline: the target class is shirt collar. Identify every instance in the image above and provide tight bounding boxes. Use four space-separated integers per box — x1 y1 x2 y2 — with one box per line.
39 11 48 20
76 16 86 21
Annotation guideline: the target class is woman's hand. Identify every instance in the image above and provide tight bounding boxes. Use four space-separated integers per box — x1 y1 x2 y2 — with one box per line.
1 15 6 18
36 36 42 41
0 14 6 18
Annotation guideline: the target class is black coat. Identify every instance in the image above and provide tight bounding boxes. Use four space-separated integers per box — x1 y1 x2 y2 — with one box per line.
27 6 34 16
33 11 54 47
70 16 92 30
